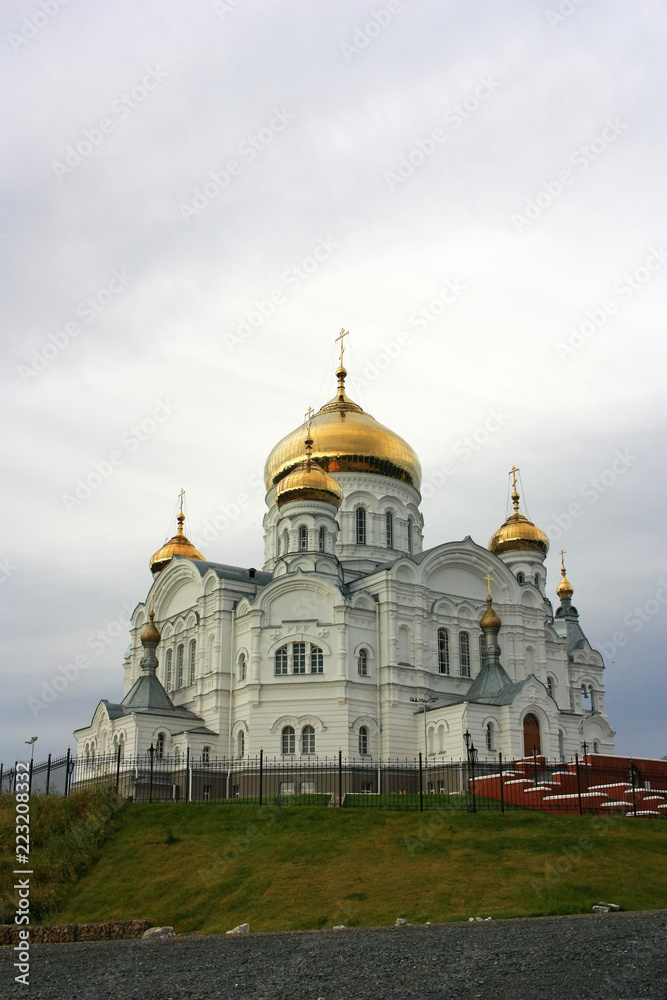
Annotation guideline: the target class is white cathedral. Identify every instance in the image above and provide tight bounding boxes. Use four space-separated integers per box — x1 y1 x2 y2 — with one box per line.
75 336 615 765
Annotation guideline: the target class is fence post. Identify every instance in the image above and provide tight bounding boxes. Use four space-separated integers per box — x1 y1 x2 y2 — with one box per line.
45 754 52 796
470 753 476 813
418 752 424 812
533 746 538 787
630 760 638 816
114 745 121 794
148 745 155 804
338 749 342 807
499 751 504 814
259 749 263 806
185 746 190 803
575 752 582 815
64 748 71 797
0 763 3 795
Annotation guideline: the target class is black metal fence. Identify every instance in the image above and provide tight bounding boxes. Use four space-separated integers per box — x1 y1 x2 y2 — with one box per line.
2 749 665 816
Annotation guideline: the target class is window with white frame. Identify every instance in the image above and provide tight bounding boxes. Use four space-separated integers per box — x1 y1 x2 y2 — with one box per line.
202 745 210 764
165 648 173 690
177 644 184 687
301 725 315 754
359 726 369 756
293 642 306 674
437 628 449 674
282 726 295 755
385 510 393 548
298 525 308 551
155 732 165 759
239 653 247 680
546 676 554 699
310 644 323 673
407 520 413 554
237 730 245 758
358 648 368 675
486 722 495 751
189 640 196 685
355 506 366 545
275 646 288 675
459 631 471 677
318 526 325 552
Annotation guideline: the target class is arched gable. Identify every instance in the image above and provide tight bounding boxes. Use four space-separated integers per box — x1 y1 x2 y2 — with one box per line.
417 539 517 601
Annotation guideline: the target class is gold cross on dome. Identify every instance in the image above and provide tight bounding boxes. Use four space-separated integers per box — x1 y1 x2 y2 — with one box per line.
178 488 185 513
484 573 493 597
509 465 519 490
336 328 349 367
304 405 314 434
560 549 566 571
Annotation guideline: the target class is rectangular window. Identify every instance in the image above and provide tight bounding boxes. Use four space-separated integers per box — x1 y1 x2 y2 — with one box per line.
293 642 306 674
177 644 184 687
361 782 372 793
279 781 295 796
189 641 196 685
438 629 449 674
310 644 323 673
203 785 211 800
232 784 240 799
301 780 315 794
275 646 288 675
459 631 471 677
438 780 446 795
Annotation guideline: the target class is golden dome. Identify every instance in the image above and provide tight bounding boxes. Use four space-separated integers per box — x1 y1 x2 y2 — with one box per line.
276 439 344 509
264 367 421 492
489 472 549 556
556 555 574 599
150 512 205 573
140 609 161 644
480 596 502 631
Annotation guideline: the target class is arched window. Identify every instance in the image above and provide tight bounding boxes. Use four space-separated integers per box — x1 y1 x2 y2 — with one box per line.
355 507 366 545
275 646 288 675
318 526 325 552
437 628 449 674
593 740 599 754
523 714 541 756
310 644 323 673
237 730 245 758
174 745 180 762
459 631 471 677
437 724 445 752
358 648 368 676
113 733 124 759
282 725 295 755
239 653 247 680
398 625 410 664
486 722 494 751
427 726 434 755
301 725 315 754
516 571 525 585
155 732 165 759
358 726 368 756
534 573 540 586
546 676 554 699
282 530 289 555
293 642 306 674
298 525 308 551
581 684 591 710
165 648 173 690
176 644 184 687
385 511 393 548
558 729 565 760
202 745 210 764
407 520 413 554
189 640 196 685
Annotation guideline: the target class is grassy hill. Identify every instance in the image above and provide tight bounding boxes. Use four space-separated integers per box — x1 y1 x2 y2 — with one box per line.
49 800 666 933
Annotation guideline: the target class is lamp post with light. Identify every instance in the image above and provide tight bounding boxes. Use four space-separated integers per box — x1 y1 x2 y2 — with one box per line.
25 736 37 793
464 729 478 812
411 697 439 791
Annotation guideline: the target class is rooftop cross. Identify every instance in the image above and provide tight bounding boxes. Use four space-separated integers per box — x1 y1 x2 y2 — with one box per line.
484 573 493 598
560 549 566 571
509 465 519 491
178 487 185 513
336 328 349 368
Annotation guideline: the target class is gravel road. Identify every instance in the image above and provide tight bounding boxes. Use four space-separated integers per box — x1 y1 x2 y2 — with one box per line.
1 910 665 1000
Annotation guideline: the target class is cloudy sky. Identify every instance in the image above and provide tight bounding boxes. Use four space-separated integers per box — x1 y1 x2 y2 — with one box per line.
1 0 665 768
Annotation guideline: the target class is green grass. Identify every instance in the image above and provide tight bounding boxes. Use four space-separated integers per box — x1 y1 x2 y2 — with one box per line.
0 786 123 923
49 802 667 933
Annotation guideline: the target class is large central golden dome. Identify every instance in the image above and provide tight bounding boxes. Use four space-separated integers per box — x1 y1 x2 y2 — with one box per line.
264 366 422 492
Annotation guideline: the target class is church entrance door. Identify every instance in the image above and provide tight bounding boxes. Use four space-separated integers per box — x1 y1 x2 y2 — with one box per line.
523 713 541 756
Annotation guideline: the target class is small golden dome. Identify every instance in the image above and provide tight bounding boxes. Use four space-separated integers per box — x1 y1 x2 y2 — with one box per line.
556 555 574 599
265 366 421 492
150 512 205 573
276 446 344 509
140 609 161 644
489 472 549 556
480 596 502 631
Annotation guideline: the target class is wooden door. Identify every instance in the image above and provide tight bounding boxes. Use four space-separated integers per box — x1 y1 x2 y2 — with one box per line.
523 713 541 756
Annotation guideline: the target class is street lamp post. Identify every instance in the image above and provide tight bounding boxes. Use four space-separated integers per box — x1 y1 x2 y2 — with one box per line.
464 729 479 812
411 697 439 792
25 737 37 794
